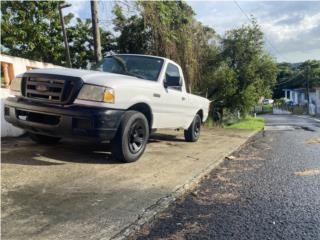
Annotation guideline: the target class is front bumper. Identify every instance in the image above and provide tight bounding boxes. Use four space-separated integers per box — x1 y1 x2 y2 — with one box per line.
4 97 124 141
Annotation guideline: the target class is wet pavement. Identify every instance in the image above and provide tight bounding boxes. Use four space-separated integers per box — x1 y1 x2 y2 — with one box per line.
132 115 320 240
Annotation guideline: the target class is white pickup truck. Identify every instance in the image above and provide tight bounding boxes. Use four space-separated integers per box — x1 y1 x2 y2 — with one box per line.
5 54 209 162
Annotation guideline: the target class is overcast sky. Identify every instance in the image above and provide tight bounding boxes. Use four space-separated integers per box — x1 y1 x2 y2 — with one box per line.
65 1 320 63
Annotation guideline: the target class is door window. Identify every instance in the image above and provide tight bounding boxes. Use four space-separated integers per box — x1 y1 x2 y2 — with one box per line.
165 63 181 91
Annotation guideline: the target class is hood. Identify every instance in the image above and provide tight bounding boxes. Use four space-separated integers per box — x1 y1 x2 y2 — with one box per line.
25 68 155 88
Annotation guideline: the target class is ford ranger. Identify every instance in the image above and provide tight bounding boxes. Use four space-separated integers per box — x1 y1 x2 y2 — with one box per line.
5 54 210 162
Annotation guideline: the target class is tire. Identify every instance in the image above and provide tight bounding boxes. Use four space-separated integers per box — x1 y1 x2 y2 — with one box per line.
184 114 201 142
111 111 149 163
29 133 61 144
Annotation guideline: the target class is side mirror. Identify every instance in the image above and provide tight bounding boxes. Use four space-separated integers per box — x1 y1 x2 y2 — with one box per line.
165 76 181 88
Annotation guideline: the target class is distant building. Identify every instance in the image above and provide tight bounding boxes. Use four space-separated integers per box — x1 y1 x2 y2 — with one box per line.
283 88 307 105
283 88 320 116
309 87 320 116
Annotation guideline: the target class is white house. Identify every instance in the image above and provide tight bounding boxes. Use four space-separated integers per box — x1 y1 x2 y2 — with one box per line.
283 88 307 105
283 87 320 116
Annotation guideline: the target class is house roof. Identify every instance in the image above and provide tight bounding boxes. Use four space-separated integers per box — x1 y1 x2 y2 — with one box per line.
283 88 305 92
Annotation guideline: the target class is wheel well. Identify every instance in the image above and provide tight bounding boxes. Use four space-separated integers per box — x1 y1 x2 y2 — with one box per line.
128 103 153 129
197 109 203 122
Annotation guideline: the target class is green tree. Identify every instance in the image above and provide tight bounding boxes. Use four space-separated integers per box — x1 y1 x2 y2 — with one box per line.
67 18 93 68
68 18 115 68
273 63 295 98
113 4 150 54
299 60 320 88
202 62 237 105
1 1 67 65
221 20 277 114
1 1 115 68
140 1 197 89
112 1 221 92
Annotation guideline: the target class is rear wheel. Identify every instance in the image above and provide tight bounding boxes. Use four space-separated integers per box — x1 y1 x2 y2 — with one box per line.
184 114 201 142
111 111 149 163
29 133 61 144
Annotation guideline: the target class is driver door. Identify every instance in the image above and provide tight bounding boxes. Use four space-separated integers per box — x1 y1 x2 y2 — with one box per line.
158 63 186 128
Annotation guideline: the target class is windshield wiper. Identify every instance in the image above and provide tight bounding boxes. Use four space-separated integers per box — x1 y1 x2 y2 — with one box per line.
110 55 145 79
111 55 128 72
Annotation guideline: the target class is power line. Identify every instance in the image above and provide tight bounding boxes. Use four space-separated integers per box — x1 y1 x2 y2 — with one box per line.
274 71 304 86
233 0 291 63
233 0 251 22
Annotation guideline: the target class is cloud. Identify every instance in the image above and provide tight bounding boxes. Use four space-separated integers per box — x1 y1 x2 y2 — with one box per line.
63 0 114 31
274 14 304 26
263 12 320 42
64 0 91 24
187 1 320 62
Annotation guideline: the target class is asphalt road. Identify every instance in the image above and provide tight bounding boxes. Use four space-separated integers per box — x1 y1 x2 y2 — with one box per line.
132 115 320 240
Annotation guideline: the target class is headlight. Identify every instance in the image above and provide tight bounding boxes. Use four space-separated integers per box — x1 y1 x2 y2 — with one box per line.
10 77 22 96
77 84 115 103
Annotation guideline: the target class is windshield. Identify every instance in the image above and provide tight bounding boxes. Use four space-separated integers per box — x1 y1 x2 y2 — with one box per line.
91 55 164 81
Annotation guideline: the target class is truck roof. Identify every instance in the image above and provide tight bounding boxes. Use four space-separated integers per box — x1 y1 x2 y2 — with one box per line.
109 54 180 66
112 53 166 60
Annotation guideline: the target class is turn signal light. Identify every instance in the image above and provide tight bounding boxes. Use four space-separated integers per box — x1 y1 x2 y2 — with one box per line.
103 89 115 103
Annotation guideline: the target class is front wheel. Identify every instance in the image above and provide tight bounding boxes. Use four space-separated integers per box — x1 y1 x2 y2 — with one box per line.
29 133 61 144
184 114 201 142
111 111 149 163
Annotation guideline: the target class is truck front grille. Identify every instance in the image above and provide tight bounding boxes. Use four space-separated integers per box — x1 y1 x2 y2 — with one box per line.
25 77 66 102
22 73 83 105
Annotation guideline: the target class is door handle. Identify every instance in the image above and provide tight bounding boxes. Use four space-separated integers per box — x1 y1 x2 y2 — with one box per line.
182 97 186 101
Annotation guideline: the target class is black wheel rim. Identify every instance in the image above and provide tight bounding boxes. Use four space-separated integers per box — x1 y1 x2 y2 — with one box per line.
128 120 146 154
194 118 201 137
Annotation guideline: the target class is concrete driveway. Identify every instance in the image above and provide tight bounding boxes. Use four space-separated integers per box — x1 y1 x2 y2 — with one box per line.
1 128 254 240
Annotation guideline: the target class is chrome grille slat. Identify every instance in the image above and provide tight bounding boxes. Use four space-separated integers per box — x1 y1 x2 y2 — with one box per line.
26 89 62 97
25 77 67 103
28 79 64 83
26 82 64 88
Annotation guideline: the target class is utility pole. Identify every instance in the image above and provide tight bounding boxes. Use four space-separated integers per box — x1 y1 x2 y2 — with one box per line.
59 3 72 68
304 65 311 114
90 0 102 63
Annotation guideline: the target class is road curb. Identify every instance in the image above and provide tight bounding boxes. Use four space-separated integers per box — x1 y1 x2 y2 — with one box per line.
110 130 259 240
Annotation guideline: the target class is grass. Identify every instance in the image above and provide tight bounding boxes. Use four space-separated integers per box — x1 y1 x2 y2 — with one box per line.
224 116 265 130
261 104 273 113
255 104 273 114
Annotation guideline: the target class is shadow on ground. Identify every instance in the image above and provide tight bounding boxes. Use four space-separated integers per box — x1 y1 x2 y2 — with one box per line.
1 132 182 166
